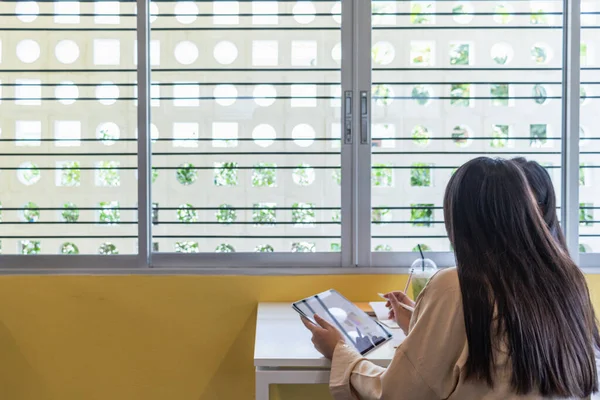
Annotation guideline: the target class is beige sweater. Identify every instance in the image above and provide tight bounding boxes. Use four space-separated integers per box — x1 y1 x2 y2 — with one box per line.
329 268 595 400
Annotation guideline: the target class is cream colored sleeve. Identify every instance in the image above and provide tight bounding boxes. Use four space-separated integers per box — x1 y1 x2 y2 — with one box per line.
329 269 465 400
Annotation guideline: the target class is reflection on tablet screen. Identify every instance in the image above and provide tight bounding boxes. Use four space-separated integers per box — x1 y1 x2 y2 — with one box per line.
294 290 391 355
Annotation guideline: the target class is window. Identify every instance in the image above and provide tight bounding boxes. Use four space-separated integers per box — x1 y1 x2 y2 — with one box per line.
0 0 137 260
370 0 563 259
149 0 341 263
0 0 592 270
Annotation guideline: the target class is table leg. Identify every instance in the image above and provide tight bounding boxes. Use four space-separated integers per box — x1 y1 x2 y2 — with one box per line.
255 368 270 400
255 368 330 399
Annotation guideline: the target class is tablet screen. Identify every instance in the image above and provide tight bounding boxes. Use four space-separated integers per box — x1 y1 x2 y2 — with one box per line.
293 289 393 355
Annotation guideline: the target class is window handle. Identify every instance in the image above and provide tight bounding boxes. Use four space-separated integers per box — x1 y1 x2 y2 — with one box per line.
360 91 370 145
344 91 353 144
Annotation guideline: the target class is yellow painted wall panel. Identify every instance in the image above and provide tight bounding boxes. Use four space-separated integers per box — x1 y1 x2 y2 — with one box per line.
0 274 597 400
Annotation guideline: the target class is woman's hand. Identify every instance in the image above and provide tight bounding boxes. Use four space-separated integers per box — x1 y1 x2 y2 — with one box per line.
300 314 345 360
384 291 415 334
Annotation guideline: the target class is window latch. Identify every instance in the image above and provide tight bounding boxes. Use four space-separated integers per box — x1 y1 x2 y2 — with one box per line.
360 91 370 145
344 91 353 144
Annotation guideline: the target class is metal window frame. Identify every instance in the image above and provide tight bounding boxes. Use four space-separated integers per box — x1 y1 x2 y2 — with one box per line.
561 0 581 264
146 0 354 269
137 0 152 269
363 0 588 270
0 0 151 272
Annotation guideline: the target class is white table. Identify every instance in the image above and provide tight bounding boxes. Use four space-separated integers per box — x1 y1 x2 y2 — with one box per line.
254 303 405 400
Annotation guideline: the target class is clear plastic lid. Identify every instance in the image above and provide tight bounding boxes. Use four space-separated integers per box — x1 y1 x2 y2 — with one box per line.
410 258 437 276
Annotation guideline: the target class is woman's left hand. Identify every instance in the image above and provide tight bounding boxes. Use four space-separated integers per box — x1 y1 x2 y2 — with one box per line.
300 314 345 360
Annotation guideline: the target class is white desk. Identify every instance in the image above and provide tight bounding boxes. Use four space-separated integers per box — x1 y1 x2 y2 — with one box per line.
254 303 405 400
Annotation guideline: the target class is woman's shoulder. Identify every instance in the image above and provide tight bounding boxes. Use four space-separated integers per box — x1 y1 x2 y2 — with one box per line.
427 267 460 292
415 267 461 308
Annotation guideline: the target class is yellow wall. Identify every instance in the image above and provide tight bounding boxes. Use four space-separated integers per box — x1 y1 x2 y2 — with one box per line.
1 274 600 400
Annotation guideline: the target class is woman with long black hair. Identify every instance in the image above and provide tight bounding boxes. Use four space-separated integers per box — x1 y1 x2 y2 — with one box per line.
302 157 599 399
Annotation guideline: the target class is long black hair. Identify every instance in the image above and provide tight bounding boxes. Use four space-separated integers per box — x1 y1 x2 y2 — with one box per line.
511 157 567 250
444 157 598 397
512 157 600 358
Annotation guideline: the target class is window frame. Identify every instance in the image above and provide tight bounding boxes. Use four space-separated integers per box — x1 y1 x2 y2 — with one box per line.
0 0 591 273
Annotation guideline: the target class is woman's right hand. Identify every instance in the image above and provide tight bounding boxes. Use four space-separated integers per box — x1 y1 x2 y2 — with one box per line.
384 291 416 334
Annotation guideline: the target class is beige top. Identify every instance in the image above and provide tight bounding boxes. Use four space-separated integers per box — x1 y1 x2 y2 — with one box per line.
330 268 595 400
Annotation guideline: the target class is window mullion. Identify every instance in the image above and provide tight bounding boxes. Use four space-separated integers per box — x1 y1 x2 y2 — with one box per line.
561 0 581 262
340 0 355 267
137 0 152 268
355 0 373 267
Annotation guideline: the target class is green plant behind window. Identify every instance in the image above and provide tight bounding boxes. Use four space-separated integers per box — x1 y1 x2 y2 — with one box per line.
61 161 81 187
99 201 120 224
99 242 119 255
97 161 120 186
216 204 237 224
412 125 431 146
23 201 40 222
581 43 588 65
411 85 431 106
450 84 471 106
177 204 198 223
216 244 235 253
491 125 510 148
452 125 470 147
292 203 316 225
373 84 393 106
331 210 341 223
375 244 392 252
580 203 594 227
530 9 548 25
411 204 434 227
21 240 41 255
372 164 393 187
61 242 79 255
293 164 315 186
20 163 41 185
412 244 431 252
530 124 548 147
253 204 276 226
410 3 433 24
252 163 277 187
255 244 274 253
214 162 239 186
176 163 197 185
175 241 200 253
291 242 316 253
372 208 391 224
532 84 548 105
410 163 432 187
531 46 547 63
449 44 469 65
494 4 512 24
332 169 342 186
491 84 509 106
62 202 79 222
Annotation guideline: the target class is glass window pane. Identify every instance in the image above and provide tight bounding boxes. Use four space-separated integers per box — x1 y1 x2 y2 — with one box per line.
371 0 563 252
0 1 137 255
579 0 600 253
151 1 341 253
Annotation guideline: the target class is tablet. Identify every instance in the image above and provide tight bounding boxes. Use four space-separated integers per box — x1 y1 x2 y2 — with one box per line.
293 289 393 356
